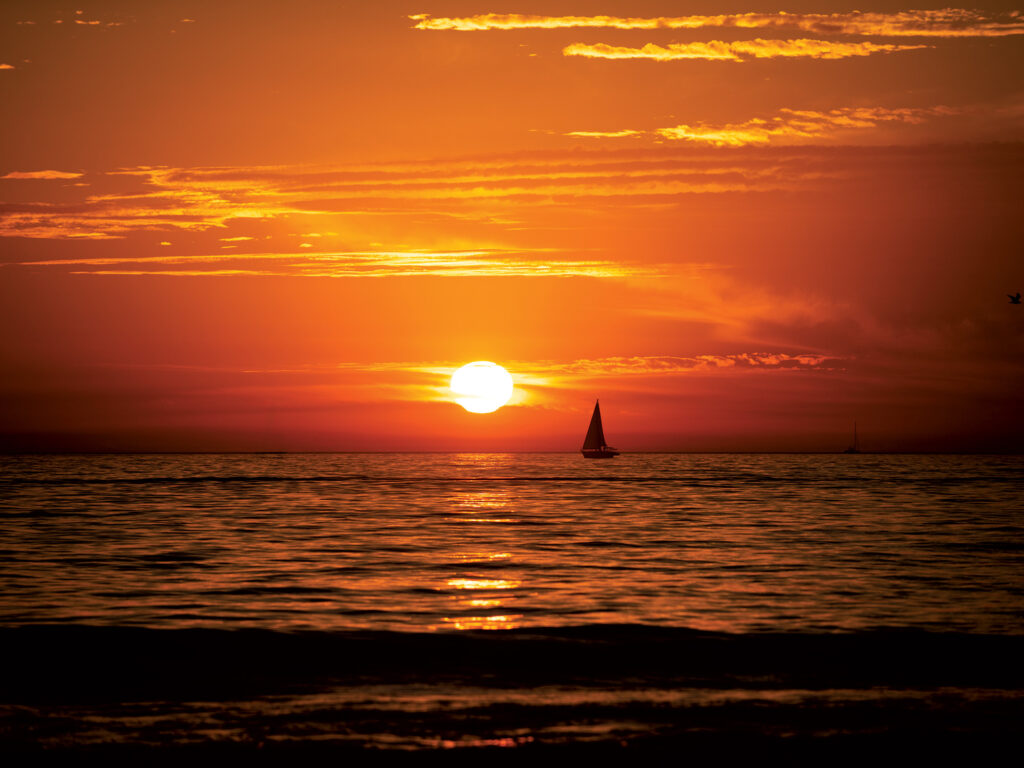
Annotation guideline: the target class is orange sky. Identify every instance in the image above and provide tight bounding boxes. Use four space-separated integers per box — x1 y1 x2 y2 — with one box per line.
1 1 1022 452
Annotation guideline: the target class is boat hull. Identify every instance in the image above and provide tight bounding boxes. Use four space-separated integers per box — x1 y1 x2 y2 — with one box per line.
582 449 619 459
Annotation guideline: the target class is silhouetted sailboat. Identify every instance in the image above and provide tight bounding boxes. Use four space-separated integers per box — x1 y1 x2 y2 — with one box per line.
843 421 861 454
581 400 619 458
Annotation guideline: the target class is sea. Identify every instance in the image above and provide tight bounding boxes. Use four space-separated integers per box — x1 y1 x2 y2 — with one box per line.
1 453 1023 763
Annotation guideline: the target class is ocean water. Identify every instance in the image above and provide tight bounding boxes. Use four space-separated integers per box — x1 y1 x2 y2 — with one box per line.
2 453 1023 759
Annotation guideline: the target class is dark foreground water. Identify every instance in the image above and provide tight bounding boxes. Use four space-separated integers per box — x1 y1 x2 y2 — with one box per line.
1 453 1023 763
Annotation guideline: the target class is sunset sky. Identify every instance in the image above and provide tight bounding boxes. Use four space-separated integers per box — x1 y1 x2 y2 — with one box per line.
1 1 1022 452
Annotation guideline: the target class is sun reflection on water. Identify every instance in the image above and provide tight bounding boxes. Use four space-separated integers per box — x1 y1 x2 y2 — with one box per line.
437 484 526 631
434 736 535 749
441 615 523 630
5 453 1023 635
445 552 512 562
467 598 503 608
446 578 521 590
447 518 517 523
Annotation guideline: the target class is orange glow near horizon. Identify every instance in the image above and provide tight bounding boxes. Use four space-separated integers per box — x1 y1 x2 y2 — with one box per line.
0 2 1021 453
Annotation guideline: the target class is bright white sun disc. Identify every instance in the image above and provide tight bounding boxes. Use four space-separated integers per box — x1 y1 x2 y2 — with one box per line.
450 361 514 414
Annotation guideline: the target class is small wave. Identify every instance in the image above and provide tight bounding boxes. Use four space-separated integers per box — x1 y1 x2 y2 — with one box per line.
0 474 378 486
2 623 1022 704
6 473 1000 490
0 473 827 486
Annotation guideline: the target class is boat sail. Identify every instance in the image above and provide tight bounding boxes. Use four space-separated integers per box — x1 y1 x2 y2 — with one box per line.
581 400 619 458
843 421 861 454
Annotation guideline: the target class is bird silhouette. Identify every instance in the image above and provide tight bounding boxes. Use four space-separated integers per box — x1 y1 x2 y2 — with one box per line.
1010 292 1022 304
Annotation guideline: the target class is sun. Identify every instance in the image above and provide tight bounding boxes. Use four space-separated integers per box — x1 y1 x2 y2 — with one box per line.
450 361 514 413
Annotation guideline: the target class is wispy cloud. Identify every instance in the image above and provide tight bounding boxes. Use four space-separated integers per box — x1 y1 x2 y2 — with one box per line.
0 64 14 70
653 107 956 146
183 354 846 405
15 13 124 28
411 10 1024 37
2 170 83 180
565 130 644 139
15 249 639 279
0 154 830 241
79 353 840 413
563 39 929 63
561 107 955 146
3 144 1001 275
522 354 841 379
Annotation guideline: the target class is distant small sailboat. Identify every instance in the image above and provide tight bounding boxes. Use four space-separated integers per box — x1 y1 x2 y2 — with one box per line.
843 421 861 454
582 399 619 458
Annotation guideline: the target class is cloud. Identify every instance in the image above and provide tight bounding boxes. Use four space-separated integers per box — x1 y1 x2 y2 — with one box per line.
563 39 929 63
410 10 1024 37
565 130 644 139
0 64 14 70
1 143 1009 260
2 170 83 180
561 107 958 147
15 249 640 278
653 106 957 146
172 353 844 408
0 153 831 240
522 354 840 379
13 10 135 30
71 269 261 277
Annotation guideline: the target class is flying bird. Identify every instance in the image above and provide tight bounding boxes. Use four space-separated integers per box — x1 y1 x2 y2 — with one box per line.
1010 292 1022 304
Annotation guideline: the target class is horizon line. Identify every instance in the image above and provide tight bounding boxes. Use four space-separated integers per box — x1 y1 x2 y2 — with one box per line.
2 450 1021 457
